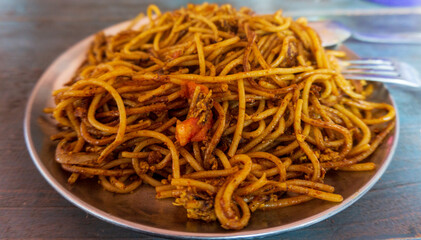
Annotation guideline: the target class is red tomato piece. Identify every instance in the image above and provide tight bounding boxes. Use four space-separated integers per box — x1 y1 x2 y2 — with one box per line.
176 117 200 146
175 112 213 146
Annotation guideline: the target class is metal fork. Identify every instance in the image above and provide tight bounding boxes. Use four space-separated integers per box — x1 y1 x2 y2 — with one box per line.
339 58 421 88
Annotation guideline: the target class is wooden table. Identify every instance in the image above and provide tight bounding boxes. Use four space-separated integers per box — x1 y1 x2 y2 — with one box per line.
1 0 421 239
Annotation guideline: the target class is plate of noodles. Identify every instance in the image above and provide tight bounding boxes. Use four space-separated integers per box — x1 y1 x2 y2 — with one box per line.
24 3 399 239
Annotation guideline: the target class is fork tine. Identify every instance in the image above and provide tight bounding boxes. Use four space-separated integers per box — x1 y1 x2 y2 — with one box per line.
343 74 420 87
341 69 400 77
343 65 395 71
345 59 393 65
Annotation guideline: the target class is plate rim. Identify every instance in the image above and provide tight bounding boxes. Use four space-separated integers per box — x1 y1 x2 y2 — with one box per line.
23 20 400 239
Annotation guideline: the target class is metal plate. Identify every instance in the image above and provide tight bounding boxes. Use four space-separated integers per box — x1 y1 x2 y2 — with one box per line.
24 19 399 239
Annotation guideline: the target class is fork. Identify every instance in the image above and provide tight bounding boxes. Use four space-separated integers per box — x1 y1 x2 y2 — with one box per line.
339 58 421 88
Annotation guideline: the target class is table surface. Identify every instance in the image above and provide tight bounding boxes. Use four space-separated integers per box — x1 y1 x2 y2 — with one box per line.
1 0 421 239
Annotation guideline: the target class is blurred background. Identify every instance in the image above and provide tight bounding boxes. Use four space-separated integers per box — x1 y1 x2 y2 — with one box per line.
1 0 421 239
2 0 421 67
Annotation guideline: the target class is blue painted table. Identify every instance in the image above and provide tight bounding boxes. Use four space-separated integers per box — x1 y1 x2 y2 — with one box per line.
1 0 420 239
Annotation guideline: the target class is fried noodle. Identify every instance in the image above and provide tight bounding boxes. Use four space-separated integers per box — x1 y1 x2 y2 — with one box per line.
46 3 396 230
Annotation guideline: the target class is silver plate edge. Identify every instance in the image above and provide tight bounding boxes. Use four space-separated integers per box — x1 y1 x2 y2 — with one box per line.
23 22 400 240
